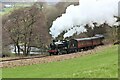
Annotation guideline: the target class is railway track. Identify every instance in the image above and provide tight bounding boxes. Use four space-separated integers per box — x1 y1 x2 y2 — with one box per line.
0 55 48 62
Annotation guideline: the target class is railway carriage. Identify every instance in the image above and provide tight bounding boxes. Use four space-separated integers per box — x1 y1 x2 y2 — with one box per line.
75 38 93 51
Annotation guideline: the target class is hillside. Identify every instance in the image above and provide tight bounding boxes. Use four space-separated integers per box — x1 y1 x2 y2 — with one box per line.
2 45 118 78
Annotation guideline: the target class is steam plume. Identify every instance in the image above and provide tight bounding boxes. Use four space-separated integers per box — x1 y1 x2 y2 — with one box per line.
50 0 119 38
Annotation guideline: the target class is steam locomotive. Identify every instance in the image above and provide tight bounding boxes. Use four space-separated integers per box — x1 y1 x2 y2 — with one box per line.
48 34 104 55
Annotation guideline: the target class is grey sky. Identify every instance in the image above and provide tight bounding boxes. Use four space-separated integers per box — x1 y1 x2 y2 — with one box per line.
45 0 60 2
1 0 60 2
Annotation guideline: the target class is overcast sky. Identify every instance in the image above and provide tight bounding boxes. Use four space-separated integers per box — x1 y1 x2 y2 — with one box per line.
45 0 60 2
0 0 60 2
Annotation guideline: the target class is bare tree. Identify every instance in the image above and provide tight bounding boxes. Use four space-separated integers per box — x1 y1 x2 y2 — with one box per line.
2 5 47 56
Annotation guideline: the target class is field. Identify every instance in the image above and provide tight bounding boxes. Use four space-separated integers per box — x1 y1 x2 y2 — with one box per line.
2 45 118 78
0 3 33 16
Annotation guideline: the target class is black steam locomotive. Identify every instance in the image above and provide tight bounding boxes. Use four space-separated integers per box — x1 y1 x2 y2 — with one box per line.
48 35 104 55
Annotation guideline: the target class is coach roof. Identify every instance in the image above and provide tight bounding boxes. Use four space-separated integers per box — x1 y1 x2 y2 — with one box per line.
75 36 100 41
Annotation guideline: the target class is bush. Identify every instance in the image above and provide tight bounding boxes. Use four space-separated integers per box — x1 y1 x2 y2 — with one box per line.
2 51 15 57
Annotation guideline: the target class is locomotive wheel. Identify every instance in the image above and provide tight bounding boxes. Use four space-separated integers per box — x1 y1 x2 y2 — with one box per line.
77 49 80 52
75 49 78 53
58 51 62 55
49 53 52 56
86 48 88 51
83 48 88 51
66 50 69 54
91 46 95 49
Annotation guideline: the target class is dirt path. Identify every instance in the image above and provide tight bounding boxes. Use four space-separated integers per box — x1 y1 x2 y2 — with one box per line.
0 44 113 68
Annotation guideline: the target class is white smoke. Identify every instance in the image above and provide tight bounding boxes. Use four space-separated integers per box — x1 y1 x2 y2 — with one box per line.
50 0 119 38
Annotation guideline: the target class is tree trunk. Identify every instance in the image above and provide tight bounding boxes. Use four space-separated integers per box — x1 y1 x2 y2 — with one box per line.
14 44 17 55
27 46 31 56
23 43 27 56
16 44 20 56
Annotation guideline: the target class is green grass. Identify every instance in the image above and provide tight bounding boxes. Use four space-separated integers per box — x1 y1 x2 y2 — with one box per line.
0 8 14 15
0 3 33 16
2 45 118 78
